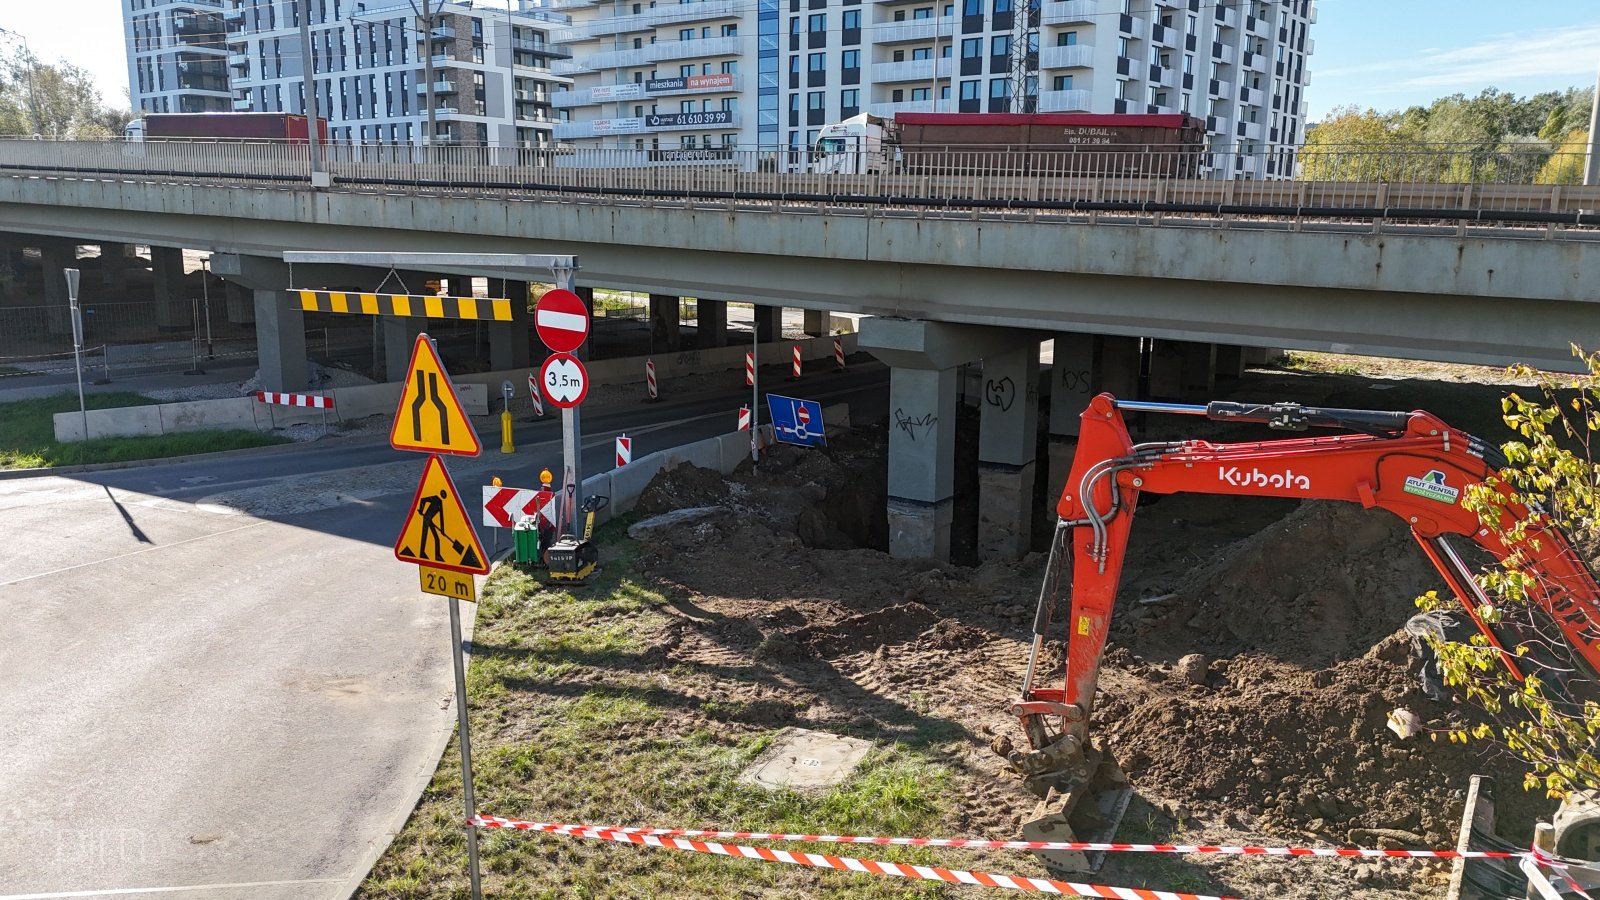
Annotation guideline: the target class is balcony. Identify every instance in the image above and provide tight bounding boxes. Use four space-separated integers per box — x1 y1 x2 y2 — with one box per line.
429 53 457 66
1041 0 1096 25
1205 114 1229 134
1147 64 1175 87
232 96 252 111
571 35 741 72
512 37 571 58
868 15 955 44
869 57 952 84
1213 5 1237 29
1207 77 1232 98
1039 43 1093 69
227 52 248 68
417 25 456 42
551 74 741 108
868 100 936 116
172 14 222 35
548 0 604 10
1036 88 1092 112
516 110 559 125
1211 42 1234 65
1245 13 1271 36
223 6 243 19
515 89 549 103
550 0 739 41
416 80 457 94
1241 50 1266 73
1236 120 1261 140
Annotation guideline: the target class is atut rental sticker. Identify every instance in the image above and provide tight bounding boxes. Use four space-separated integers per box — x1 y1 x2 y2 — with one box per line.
1404 469 1461 504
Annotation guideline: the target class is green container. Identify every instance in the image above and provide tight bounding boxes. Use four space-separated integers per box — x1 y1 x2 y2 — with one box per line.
513 516 540 565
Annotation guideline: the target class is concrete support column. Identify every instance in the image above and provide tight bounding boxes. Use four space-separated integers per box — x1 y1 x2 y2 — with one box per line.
572 286 595 361
1180 341 1218 398
802 309 828 337
979 342 1041 561
489 280 531 371
255 289 309 391
39 242 73 336
151 246 188 332
224 281 255 325
1047 332 1096 505
99 243 128 293
754 304 782 343
1215 344 1247 381
1148 340 1184 399
384 316 427 382
698 298 728 347
886 366 958 561
1243 347 1279 366
648 293 682 350
1097 335 1141 400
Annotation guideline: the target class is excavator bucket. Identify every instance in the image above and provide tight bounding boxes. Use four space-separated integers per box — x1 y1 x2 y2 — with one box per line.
1019 748 1132 875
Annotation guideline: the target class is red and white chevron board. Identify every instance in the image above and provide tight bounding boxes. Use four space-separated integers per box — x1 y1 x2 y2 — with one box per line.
482 486 558 529
834 336 846 369
528 374 544 416
745 351 755 386
615 434 632 468
645 359 658 399
738 406 751 432
791 344 802 379
255 390 333 409
470 818 1239 900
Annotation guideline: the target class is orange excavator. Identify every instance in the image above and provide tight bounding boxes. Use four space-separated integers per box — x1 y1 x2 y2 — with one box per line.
1005 393 1600 874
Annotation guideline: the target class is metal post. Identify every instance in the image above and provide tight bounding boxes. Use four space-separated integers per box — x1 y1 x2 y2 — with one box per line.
750 310 760 464
201 256 214 359
1585 64 1600 187
552 266 582 531
446 594 483 900
422 0 438 148
298 0 325 179
64 269 87 441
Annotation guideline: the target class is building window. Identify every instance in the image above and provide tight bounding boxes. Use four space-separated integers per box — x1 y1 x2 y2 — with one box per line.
913 6 933 18
808 52 826 71
962 0 981 15
961 37 982 58
789 17 800 34
721 60 738 73
808 13 825 31
842 49 860 69
682 100 696 113
991 35 1010 56
789 94 799 112
722 23 737 36
911 87 929 101
1118 36 1130 56
842 9 860 29
807 90 824 110
841 88 858 107
681 64 695 76
1052 74 1072 90
989 78 1010 99
912 47 931 60
680 28 694 40
1057 31 1077 46
1183 54 1194 73
994 0 1012 12
1150 87 1168 106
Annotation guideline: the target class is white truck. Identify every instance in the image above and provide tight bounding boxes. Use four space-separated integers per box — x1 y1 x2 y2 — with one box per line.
810 113 899 175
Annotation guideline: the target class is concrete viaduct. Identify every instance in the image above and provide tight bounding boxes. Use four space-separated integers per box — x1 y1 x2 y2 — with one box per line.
1 170 1596 562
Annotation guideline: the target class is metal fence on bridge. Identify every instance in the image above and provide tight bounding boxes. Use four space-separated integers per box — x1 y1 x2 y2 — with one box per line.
1 139 1596 235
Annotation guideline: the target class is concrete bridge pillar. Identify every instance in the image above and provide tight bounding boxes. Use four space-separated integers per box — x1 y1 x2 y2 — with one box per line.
572 286 595 361
1181 341 1218 398
254 288 309 391
1148 340 1184 399
489 280 531 371
1215 344 1246 381
99 243 128 293
755 305 782 343
224 281 254 325
802 309 828 337
150 246 188 332
1047 332 1097 505
1098 335 1141 400
979 341 1041 561
384 317 428 382
863 317 1042 561
697 298 728 347
648 293 682 351
39 241 74 336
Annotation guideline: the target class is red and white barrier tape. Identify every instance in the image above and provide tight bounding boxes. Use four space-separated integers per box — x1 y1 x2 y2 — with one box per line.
472 818 1238 900
470 816 1522 860
255 390 333 409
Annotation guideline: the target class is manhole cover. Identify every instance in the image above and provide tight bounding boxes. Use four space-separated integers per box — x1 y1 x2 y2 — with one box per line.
739 727 873 791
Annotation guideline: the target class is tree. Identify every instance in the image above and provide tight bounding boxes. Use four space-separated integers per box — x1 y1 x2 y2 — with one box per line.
1535 130 1592 185
1299 105 1413 181
1420 347 1600 796
0 45 130 140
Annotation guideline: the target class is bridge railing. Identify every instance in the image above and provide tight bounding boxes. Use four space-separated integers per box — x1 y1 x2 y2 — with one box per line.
2 139 1597 228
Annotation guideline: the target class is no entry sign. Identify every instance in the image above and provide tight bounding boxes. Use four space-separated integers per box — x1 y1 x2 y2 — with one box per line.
540 352 589 408
534 289 590 353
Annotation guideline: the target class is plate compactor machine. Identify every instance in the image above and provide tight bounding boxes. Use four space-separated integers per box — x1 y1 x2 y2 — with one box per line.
1003 394 1600 880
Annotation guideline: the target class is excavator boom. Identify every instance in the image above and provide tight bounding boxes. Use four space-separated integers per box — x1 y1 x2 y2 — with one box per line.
1008 393 1600 874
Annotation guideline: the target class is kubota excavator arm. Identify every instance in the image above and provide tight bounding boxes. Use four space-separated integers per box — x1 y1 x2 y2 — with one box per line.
1006 393 1600 873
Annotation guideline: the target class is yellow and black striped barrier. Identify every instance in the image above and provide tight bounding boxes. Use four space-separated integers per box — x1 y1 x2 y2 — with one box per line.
296 290 514 322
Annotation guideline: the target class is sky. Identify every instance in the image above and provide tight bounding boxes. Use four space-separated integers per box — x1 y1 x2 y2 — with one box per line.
2 0 1597 121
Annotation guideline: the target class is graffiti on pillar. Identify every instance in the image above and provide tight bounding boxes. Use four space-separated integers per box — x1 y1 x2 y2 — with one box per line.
984 377 1016 412
1059 368 1093 394
675 349 702 367
893 408 937 441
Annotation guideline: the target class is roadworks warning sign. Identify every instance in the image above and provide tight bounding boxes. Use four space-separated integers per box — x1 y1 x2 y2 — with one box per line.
395 454 489 575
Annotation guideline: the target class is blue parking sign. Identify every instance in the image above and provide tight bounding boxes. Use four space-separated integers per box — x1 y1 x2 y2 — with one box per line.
766 394 826 447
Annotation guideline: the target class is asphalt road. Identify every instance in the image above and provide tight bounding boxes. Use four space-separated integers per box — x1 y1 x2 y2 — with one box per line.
0 365 888 899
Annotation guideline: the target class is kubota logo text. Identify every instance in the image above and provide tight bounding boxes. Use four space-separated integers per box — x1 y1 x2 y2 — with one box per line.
1217 466 1312 490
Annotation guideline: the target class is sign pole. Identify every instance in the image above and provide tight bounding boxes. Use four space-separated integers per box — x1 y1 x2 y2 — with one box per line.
447 591 484 900
750 313 760 464
552 266 582 531
64 269 87 442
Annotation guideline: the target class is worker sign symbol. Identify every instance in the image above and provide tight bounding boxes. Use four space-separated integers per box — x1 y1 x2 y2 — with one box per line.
395 454 490 575
389 333 481 457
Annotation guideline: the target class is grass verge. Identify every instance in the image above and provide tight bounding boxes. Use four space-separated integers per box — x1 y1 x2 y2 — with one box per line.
360 524 969 899
0 392 289 469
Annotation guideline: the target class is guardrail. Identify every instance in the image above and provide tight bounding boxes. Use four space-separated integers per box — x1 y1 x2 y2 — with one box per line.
1 140 1597 234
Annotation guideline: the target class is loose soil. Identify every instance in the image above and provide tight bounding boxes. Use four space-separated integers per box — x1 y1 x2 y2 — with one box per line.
612 356 1564 898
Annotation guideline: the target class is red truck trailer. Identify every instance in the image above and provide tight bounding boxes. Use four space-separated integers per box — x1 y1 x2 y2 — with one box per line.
130 112 329 143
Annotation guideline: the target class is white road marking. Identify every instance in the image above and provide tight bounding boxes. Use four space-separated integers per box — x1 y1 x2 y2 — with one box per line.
0 879 345 899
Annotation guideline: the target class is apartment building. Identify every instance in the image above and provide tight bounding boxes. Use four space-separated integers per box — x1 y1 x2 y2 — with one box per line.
124 0 234 114
550 0 1315 176
126 1 571 145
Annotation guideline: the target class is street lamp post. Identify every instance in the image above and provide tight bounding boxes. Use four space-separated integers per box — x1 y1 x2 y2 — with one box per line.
0 27 41 135
64 268 89 441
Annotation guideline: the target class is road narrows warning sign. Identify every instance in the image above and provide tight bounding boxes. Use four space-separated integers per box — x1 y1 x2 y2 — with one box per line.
390 333 481 457
395 454 490 574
